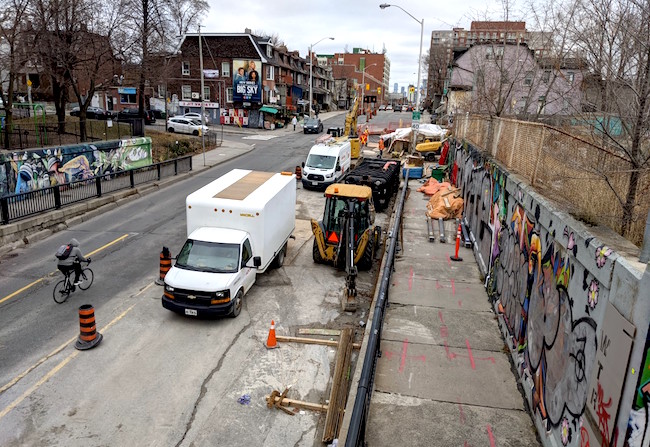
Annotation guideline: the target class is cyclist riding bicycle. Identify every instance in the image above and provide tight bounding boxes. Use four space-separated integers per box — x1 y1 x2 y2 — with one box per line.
56 238 90 287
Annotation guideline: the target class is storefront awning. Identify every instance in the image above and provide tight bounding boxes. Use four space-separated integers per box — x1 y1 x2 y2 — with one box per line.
259 106 279 114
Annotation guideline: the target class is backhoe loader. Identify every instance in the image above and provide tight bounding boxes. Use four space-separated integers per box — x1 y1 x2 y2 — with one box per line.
311 184 381 310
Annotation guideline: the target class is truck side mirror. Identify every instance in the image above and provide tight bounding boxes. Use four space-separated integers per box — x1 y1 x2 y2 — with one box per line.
253 256 261 267
302 161 305 168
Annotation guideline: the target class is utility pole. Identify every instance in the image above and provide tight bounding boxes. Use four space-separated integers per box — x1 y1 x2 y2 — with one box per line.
198 25 206 166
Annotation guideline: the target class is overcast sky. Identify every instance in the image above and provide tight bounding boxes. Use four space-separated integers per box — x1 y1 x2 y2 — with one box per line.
204 0 507 92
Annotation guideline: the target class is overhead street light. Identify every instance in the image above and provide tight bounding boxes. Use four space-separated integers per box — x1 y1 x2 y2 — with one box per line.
380 3 424 109
309 36 335 118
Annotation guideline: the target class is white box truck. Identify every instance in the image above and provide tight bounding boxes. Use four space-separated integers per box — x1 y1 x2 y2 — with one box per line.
301 139 351 190
162 169 296 318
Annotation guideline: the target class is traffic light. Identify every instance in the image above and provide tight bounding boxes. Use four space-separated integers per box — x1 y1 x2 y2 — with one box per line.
365 83 369 91
377 87 381 94
409 87 415 93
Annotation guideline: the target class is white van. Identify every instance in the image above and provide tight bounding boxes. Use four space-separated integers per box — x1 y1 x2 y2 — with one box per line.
301 139 351 190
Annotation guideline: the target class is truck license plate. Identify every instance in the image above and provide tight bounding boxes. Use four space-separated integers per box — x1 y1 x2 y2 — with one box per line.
312 181 318 186
185 309 198 316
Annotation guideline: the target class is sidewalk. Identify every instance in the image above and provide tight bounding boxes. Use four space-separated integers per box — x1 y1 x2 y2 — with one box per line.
361 179 540 446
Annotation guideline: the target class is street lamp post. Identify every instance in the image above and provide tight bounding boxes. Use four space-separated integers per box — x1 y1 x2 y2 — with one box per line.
309 36 334 118
360 63 377 115
380 3 424 109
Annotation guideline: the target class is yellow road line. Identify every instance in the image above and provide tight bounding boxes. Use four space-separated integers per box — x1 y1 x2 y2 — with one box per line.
0 289 146 421
0 278 46 305
0 233 130 305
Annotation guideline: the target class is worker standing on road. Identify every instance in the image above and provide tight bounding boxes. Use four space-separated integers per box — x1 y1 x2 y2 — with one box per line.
291 115 297 131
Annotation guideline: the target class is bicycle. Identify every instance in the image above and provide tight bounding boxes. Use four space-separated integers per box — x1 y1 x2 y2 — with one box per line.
53 260 94 303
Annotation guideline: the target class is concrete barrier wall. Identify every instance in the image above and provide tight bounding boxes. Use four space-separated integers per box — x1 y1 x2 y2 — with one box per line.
0 137 152 196
453 139 649 447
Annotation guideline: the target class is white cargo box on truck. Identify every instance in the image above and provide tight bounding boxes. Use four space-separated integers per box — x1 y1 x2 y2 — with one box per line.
186 169 296 272
162 169 296 318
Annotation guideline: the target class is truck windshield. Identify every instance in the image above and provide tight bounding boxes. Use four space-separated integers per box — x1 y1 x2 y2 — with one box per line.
175 240 240 273
306 154 336 169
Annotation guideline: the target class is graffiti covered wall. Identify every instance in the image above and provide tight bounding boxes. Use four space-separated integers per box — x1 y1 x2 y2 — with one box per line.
0 137 152 197
454 140 648 447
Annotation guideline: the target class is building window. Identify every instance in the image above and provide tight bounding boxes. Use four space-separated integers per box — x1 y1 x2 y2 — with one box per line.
182 61 190 76
538 96 546 114
567 72 575 84
266 65 274 80
266 46 273 58
182 85 191 100
222 62 230 77
338 58 344 65
157 84 166 98
119 93 137 104
542 70 551 83
524 72 533 86
203 86 210 101
226 87 233 103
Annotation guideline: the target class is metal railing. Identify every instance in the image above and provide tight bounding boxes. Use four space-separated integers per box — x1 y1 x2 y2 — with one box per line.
1 155 192 225
345 172 410 446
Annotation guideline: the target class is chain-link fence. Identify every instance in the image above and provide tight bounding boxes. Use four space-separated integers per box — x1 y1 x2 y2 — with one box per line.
455 115 649 245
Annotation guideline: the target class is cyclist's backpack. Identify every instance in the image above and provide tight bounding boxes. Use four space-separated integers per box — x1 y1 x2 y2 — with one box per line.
55 244 72 260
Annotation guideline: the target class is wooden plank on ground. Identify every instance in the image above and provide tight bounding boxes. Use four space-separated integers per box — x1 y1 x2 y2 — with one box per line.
265 394 329 412
298 328 341 336
276 335 361 350
322 328 354 443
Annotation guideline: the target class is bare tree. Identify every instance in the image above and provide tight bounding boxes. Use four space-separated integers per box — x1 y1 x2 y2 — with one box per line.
0 0 31 148
31 0 121 141
118 0 208 118
562 0 650 236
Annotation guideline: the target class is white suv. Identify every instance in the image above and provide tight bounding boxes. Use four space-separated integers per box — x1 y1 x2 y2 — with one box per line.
167 117 208 136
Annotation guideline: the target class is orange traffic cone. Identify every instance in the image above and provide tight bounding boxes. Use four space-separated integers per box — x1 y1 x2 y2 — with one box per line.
265 320 278 349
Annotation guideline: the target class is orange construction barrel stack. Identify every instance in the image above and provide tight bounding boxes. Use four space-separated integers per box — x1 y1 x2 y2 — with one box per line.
156 246 172 285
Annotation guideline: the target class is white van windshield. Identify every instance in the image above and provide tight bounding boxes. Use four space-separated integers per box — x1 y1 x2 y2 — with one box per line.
306 154 336 169
175 240 240 273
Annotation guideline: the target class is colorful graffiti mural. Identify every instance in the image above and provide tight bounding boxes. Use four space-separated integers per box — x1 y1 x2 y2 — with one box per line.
454 140 628 447
0 137 152 196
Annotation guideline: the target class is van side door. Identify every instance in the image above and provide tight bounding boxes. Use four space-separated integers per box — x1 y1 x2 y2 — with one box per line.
241 239 256 292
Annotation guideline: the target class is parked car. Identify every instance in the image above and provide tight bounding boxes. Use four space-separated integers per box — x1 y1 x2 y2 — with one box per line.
378 105 386 111
70 106 113 120
180 112 202 120
167 116 208 136
151 109 166 120
394 105 402 112
117 108 156 124
303 117 323 134
401 105 408 112
386 105 393 111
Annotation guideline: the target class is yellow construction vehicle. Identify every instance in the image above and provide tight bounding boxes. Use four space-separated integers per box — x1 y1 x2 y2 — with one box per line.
343 96 361 158
311 183 381 310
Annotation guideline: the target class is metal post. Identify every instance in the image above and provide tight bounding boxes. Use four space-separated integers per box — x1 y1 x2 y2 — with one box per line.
309 44 313 119
53 185 61 209
157 163 161 181
129 170 135 188
640 209 650 263
1 196 9 224
198 25 206 166
96 177 102 197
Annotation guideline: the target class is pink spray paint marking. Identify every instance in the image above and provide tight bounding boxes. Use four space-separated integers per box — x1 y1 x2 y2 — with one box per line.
383 350 395 360
399 339 409 373
466 339 476 370
447 253 452 267
408 267 414 291
435 280 443 289
458 300 463 307
451 278 456 295
487 424 496 447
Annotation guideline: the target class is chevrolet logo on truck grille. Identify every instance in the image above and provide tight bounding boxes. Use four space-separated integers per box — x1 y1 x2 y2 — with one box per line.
188 295 196 300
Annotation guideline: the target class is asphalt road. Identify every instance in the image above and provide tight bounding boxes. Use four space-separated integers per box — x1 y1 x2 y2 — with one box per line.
0 112 398 446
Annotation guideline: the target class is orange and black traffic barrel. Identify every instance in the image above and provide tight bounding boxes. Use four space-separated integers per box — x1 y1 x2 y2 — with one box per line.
75 304 103 350
157 246 172 285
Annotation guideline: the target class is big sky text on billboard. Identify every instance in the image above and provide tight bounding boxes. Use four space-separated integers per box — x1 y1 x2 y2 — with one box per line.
233 59 262 103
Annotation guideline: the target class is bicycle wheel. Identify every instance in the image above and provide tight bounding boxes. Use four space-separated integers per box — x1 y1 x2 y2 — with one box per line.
53 280 70 303
78 268 94 290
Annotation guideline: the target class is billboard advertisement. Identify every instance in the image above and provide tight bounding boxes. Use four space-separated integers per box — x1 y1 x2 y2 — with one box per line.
233 59 262 103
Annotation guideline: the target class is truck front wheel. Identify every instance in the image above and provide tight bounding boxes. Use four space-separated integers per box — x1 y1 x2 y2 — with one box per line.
229 290 243 318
